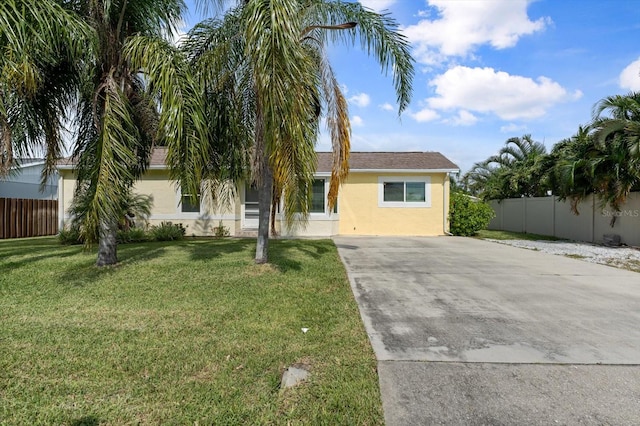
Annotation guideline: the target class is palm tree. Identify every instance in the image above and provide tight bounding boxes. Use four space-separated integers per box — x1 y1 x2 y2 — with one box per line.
549 126 597 213
0 0 90 178
590 93 640 217
463 135 551 200
181 0 414 263
551 123 640 220
593 92 640 156
2 0 209 266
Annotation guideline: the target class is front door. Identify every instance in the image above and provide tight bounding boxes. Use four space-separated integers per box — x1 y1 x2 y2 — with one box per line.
243 184 259 229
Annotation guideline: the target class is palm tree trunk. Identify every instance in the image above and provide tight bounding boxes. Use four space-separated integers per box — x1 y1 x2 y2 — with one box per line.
96 218 118 266
254 97 271 264
255 160 273 264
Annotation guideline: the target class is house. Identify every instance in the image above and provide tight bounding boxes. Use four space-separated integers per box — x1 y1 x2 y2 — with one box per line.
57 149 459 236
0 159 58 200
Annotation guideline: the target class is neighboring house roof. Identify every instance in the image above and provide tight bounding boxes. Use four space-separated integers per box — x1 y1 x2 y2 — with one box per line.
58 148 459 173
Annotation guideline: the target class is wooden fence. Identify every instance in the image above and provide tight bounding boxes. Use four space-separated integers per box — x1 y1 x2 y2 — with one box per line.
0 198 58 239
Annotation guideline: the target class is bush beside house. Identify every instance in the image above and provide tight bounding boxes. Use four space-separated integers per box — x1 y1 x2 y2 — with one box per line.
449 191 495 236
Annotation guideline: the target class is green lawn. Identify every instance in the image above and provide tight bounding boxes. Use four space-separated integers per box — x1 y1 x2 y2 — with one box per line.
475 229 563 241
0 237 383 425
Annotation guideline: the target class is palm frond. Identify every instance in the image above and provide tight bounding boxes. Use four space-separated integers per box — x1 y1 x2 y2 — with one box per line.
303 0 414 113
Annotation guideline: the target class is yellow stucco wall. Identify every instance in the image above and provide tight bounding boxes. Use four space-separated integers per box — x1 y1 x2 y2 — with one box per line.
58 169 450 237
58 169 240 236
338 172 448 236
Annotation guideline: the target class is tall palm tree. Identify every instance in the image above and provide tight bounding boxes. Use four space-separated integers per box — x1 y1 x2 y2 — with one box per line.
2 0 210 266
180 0 414 263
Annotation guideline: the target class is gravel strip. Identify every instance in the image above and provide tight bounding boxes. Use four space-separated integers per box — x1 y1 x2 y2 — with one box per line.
486 239 640 272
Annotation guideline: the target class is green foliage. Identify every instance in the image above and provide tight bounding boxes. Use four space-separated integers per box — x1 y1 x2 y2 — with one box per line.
58 227 82 245
180 0 414 263
464 92 640 216
462 134 551 200
449 192 495 236
116 227 149 244
149 221 185 241
212 220 230 238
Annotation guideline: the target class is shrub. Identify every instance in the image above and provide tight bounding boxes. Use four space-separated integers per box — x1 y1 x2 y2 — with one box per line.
58 227 83 245
117 227 149 244
213 221 230 238
449 191 495 236
149 221 186 241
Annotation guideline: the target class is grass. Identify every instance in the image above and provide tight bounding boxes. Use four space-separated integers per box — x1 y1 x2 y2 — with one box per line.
475 229 563 241
0 237 383 425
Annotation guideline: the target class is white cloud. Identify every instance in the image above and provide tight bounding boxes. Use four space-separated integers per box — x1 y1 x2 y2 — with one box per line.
500 123 528 133
379 103 394 111
447 110 478 126
427 66 581 120
348 93 371 107
351 115 365 127
619 58 640 91
410 108 440 123
403 0 549 64
359 0 396 11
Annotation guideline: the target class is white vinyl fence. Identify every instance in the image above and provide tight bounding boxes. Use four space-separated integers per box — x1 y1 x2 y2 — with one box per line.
489 193 640 247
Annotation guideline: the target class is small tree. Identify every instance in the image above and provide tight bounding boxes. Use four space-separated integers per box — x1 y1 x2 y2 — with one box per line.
449 191 495 237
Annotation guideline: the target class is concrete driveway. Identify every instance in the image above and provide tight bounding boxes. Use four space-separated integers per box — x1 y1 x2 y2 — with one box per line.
335 236 640 425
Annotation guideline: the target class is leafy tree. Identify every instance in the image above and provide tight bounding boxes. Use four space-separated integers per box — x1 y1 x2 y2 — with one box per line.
178 0 414 263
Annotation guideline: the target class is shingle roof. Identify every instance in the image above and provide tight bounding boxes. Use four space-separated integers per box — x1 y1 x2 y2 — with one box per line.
316 151 458 172
58 148 459 172
57 148 169 168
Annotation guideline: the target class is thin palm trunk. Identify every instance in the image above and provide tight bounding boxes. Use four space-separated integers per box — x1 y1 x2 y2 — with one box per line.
254 100 271 263
96 218 118 266
255 158 273 264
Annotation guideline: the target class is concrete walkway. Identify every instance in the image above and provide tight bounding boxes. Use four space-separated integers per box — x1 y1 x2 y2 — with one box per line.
335 236 640 425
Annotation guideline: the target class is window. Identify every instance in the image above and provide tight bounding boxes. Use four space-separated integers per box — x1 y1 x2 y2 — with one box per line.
180 193 200 213
310 179 325 213
293 178 337 214
378 177 431 207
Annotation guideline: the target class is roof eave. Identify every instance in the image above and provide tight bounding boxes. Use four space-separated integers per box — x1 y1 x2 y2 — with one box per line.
348 168 460 174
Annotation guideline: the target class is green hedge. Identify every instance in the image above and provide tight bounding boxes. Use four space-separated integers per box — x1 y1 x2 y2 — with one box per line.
449 192 495 236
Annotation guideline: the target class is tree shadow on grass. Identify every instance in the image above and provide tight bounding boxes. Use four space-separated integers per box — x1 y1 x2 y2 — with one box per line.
69 416 100 426
56 242 170 287
268 239 334 273
181 237 256 262
0 240 81 274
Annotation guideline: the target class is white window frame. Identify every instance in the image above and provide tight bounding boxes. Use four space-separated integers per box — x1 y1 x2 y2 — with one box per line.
309 177 339 217
378 176 431 208
176 188 202 217
277 176 338 220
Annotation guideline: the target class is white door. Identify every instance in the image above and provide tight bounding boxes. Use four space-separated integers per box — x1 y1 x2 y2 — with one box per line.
243 184 259 229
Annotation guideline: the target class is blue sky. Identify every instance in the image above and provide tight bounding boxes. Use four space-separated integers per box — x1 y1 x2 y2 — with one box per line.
182 0 640 173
